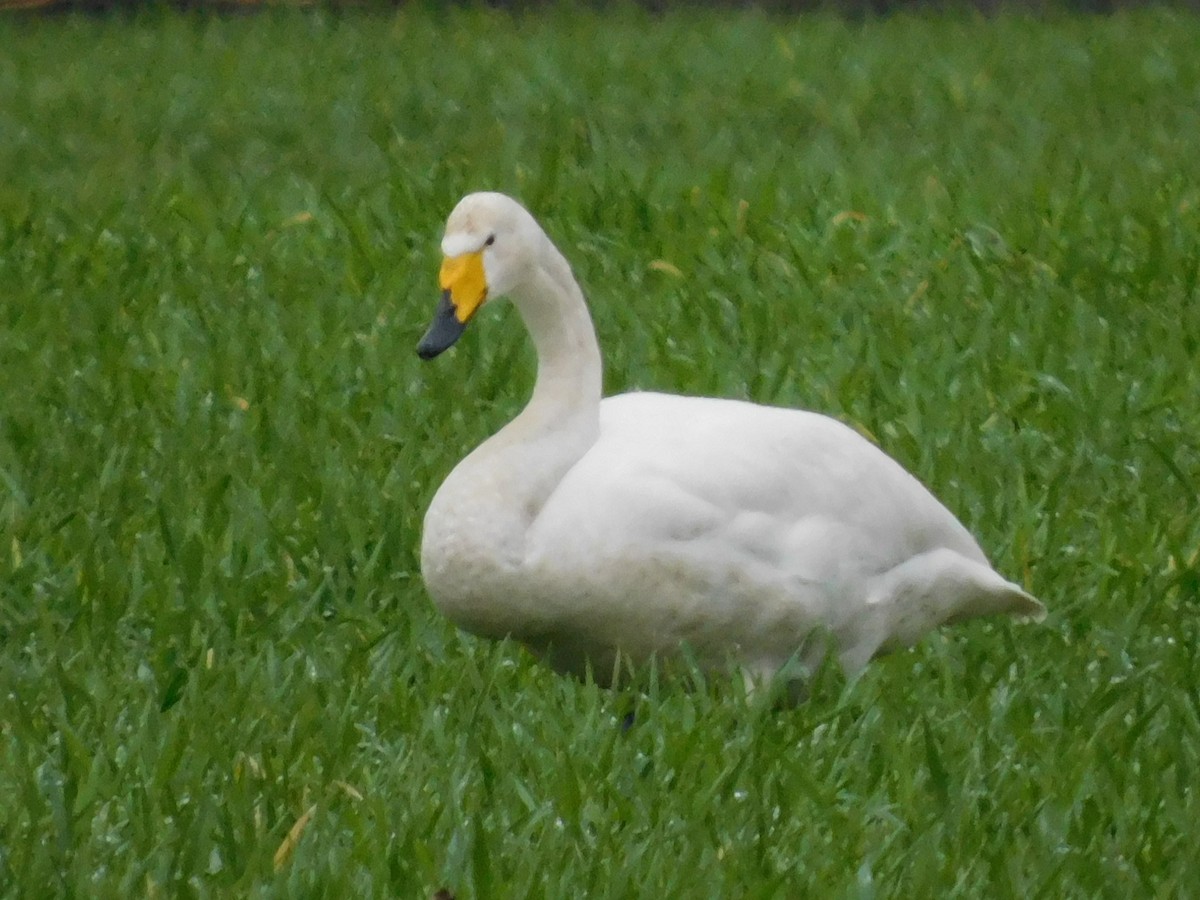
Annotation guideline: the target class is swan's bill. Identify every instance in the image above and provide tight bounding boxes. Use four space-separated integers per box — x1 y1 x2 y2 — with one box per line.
416 290 465 359
416 251 489 359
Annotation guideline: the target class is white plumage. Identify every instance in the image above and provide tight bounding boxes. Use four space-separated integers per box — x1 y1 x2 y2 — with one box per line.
417 192 1044 686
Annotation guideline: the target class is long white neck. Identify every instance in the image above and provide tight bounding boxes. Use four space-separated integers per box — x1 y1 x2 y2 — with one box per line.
422 230 602 584
484 233 602 508
508 236 603 437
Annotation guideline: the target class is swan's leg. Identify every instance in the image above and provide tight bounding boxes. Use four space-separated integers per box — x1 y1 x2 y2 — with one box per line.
739 661 813 707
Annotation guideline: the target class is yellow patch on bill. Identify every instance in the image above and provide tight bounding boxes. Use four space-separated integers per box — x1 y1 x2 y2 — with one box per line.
439 251 488 323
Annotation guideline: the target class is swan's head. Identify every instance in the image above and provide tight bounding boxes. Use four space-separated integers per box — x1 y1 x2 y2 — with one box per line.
417 192 540 360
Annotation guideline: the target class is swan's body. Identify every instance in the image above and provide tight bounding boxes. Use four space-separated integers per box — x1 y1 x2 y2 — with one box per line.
418 192 1044 684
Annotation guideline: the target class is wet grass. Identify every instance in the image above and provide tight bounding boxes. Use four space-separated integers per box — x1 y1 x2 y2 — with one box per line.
1 6 1199 896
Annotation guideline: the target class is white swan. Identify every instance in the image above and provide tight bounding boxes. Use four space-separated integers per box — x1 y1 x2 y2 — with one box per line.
417 192 1044 686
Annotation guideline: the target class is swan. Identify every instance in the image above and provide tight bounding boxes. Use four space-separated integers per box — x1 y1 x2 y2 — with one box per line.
416 191 1045 687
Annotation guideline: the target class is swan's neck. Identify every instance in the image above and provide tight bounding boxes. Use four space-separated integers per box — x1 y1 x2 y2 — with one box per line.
423 235 602 591
511 240 602 433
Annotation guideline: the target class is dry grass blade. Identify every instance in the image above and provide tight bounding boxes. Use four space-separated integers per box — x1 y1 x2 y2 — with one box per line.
273 805 317 872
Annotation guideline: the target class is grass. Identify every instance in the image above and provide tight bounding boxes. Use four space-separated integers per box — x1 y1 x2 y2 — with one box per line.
1 5 1198 896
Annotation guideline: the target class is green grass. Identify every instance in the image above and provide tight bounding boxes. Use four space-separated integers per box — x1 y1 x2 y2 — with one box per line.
1 6 1198 896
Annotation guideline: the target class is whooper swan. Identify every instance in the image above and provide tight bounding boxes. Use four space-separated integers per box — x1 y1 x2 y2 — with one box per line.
417 192 1044 686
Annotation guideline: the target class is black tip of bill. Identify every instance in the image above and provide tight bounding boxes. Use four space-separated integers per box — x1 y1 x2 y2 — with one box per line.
417 290 466 360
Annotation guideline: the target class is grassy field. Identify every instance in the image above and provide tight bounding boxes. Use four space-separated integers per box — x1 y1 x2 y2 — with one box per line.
1 6 1198 897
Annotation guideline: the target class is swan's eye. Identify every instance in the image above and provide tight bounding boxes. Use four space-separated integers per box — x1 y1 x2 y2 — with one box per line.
484 234 496 247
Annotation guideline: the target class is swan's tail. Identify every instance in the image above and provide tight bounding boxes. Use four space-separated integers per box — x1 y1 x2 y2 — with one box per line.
838 549 1046 672
997 584 1047 623
937 554 1046 626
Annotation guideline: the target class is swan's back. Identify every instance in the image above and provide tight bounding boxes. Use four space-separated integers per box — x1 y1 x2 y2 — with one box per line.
534 391 986 573
522 391 1038 677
